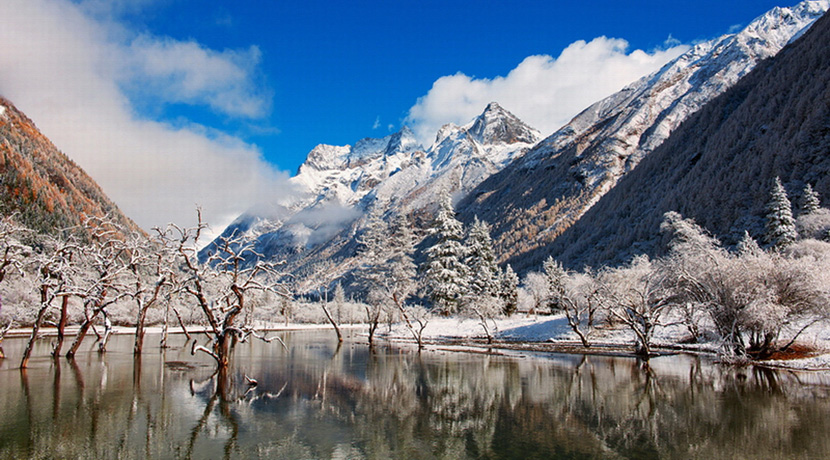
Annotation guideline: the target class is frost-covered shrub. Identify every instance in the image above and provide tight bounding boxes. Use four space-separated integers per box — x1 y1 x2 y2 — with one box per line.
795 208 830 241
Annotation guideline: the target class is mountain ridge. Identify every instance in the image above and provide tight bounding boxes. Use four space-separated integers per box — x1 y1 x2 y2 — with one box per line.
546 6 830 269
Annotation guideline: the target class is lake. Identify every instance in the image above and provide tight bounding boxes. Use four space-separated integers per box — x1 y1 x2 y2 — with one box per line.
1 330 830 459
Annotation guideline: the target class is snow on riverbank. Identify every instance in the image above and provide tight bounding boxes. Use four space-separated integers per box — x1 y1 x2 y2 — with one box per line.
380 313 830 370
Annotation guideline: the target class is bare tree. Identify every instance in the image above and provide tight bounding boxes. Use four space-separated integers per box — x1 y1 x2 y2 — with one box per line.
125 230 175 355
21 233 79 368
0 214 29 359
599 256 675 358
66 215 131 358
164 209 289 370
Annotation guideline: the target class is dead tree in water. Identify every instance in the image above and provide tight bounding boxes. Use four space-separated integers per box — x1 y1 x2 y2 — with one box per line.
164 209 289 370
21 235 79 368
66 216 130 358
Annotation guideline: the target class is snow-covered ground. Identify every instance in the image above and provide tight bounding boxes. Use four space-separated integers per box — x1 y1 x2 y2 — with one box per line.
379 313 830 370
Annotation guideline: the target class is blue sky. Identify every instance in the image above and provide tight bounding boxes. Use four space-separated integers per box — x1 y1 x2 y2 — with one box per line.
0 0 793 233
122 0 785 171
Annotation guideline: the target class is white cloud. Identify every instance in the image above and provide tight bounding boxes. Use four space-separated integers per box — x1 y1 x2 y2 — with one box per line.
123 35 271 118
0 0 292 238
372 116 381 130
406 37 689 146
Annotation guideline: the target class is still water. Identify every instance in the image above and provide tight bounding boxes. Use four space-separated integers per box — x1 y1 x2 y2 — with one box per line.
1 331 830 459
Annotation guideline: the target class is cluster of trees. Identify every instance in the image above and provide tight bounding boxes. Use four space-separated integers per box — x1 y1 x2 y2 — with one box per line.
0 210 290 370
520 179 830 358
354 192 518 346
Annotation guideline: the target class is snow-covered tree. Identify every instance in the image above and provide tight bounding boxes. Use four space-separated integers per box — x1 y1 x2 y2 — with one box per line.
543 257 597 347
522 271 549 316
0 215 30 358
125 230 175 355
736 230 764 257
162 209 289 370
598 255 673 357
423 192 469 315
356 207 418 345
387 211 418 309
499 264 519 316
801 183 821 215
465 216 500 298
765 177 797 250
355 205 390 345
21 232 80 368
543 256 567 312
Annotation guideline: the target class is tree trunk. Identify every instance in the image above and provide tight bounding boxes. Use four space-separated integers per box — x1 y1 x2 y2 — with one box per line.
66 300 104 359
98 315 113 353
52 295 70 358
321 303 343 343
21 286 51 368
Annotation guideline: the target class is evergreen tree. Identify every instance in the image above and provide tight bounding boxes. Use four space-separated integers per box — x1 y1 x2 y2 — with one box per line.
764 177 797 250
801 183 821 215
356 205 388 296
500 264 519 316
736 230 764 257
543 256 567 312
423 191 469 314
464 216 500 298
387 211 417 309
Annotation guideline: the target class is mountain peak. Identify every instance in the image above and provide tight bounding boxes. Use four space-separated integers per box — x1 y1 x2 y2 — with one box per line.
467 102 539 145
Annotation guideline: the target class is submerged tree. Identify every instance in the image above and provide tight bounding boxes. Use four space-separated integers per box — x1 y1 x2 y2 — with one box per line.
164 209 289 370
126 230 175 355
21 234 79 368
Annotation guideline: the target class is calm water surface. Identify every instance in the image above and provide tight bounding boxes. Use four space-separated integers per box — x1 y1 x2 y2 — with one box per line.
1 331 830 459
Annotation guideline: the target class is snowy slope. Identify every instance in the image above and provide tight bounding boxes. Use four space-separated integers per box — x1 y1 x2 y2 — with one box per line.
459 0 830 270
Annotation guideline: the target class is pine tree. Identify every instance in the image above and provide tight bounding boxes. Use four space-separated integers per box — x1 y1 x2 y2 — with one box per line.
464 216 500 298
500 264 519 316
764 177 797 250
543 256 567 312
356 205 388 296
423 191 469 315
736 230 764 257
801 183 821 215
387 211 417 309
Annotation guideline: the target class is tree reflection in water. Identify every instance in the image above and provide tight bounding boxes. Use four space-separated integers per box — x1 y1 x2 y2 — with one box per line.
1 332 830 459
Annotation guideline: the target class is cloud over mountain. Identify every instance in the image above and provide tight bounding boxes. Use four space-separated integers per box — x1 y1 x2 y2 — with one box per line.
406 36 688 145
0 0 291 237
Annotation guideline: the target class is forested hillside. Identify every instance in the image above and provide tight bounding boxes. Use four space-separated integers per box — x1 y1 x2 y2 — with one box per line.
545 9 830 270
0 97 138 237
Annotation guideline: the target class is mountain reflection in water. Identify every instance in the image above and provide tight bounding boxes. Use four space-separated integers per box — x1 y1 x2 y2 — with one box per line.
1 331 829 459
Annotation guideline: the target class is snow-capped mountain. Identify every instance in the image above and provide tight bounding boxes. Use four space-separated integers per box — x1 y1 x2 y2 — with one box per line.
203 102 539 286
458 0 829 269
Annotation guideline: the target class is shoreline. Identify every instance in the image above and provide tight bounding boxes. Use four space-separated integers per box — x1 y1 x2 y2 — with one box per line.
3 316 829 372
